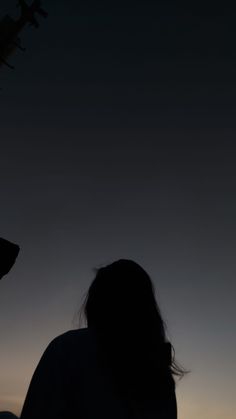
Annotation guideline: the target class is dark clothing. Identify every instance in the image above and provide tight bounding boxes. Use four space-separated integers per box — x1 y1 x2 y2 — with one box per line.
20 328 177 419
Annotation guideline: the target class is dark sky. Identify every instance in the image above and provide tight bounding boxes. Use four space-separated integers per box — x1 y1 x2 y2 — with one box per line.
0 1 236 417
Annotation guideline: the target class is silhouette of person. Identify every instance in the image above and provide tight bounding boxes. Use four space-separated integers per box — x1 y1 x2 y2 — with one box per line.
0 239 20 418
0 238 20 281
20 259 185 419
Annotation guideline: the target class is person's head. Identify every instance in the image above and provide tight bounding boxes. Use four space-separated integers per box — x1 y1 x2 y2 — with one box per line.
79 259 186 402
83 259 165 338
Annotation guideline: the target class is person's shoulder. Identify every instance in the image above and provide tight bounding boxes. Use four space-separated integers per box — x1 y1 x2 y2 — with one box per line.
48 328 91 353
50 327 88 344
44 328 96 371
38 328 90 367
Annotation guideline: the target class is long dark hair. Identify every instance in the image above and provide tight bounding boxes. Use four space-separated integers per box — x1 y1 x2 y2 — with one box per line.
78 259 187 405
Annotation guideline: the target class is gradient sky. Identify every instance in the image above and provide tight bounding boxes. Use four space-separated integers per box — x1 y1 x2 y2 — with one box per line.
0 1 236 417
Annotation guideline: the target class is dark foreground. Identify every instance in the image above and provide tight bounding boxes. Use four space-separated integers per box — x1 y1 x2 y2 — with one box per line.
0 412 18 419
